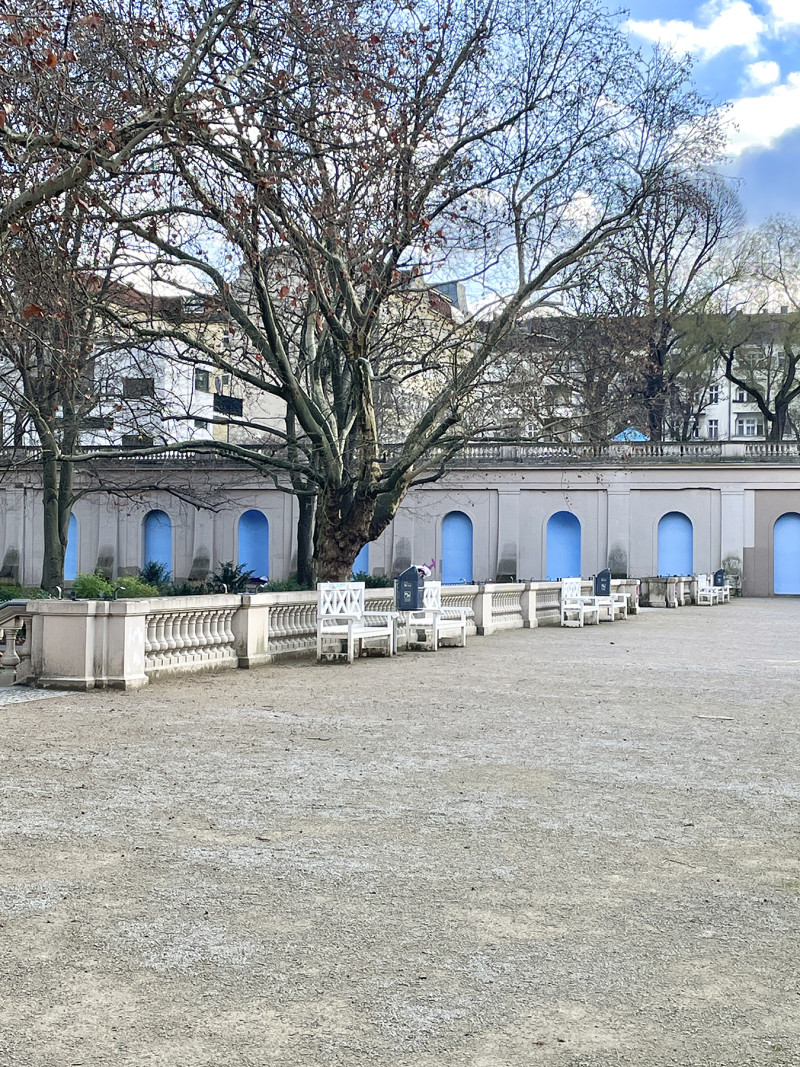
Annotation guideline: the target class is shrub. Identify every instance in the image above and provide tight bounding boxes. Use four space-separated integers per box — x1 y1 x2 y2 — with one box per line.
164 581 208 597
209 560 255 593
139 561 171 588
263 575 305 592
113 576 159 598
73 572 114 599
352 571 393 588
0 584 53 601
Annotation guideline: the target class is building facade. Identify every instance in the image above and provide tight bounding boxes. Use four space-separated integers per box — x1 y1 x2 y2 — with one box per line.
4 444 800 597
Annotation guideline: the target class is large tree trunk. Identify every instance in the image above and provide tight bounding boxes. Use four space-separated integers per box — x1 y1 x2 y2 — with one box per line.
295 492 316 588
312 489 375 582
40 452 67 593
769 407 787 442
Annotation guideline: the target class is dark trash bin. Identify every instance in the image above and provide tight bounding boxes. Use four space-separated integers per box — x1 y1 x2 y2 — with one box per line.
395 566 424 611
594 568 611 596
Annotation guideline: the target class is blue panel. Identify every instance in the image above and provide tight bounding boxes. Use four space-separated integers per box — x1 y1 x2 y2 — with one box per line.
352 542 369 575
143 510 172 574
442 511 473 584
774 513 800 594
546 511 581 581
657 512 693 576
238 509 270 579
64 514 78 582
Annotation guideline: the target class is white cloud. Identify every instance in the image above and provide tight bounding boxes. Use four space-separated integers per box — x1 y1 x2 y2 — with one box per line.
745 60 781 87
626 0 765 60
726 72 800 153
766 0 800 30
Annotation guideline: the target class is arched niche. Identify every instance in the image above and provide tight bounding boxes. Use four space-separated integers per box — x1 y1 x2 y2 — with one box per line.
143 510 172 576
442 511 473 584
546 511 581 581
238 509 270 580
657 512 693 576
773 512 800 594
64 513 78 582
352 542 369 575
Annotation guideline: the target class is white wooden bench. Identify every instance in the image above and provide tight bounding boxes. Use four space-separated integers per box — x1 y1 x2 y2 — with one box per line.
560 578 601 627
404 581 468 651
713 570 732 603
696 573 719 606
590 572 626 622
316 582 396 663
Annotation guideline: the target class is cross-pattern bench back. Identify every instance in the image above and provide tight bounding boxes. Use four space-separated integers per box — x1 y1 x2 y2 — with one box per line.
423 581 442 611
561 577 583 599
318 582 365 618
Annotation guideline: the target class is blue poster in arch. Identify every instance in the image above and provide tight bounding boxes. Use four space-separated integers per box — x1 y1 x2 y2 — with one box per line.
773 513 800 594
657 512 693 576
546 511 581 581
238 509 270 580
143 510 172 575
352 542 369 575
64 513 78 581
442 511 473 584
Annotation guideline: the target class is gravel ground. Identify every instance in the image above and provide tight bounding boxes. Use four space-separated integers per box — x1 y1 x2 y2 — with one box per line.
0 598 798 1067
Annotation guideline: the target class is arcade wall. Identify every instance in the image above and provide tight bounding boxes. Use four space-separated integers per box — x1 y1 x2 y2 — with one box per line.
2 461 799 596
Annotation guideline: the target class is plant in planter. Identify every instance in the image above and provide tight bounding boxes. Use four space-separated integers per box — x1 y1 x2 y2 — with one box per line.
209 561 255 594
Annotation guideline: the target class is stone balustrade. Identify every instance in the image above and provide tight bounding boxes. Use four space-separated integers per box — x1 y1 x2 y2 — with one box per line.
5 578 640 690
0 603 32 687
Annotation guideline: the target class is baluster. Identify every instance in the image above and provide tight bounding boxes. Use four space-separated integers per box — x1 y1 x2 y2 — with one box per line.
193 610 209 657
163 613 178 666
224 609 236 650
172 610 187 657
184 611 200 659
0 626 20 670
201 611 215 659
208 612 223 658
154 614 168 665
179 611 193 660
145 615 157 664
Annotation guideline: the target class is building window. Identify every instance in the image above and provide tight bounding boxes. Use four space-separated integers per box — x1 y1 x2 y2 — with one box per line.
122 377 155 399
734 388 747 402
194 369 211 392
708 385 720 404
707 419 719 440
213 393 243 417
736 416 763 437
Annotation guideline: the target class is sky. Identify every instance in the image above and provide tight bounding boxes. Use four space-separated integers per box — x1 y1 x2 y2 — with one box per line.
622 0 800 225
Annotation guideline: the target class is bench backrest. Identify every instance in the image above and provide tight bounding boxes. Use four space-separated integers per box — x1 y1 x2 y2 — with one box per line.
696 573 712 591
317 582 365 619
561 577 583 600
423 581 442 611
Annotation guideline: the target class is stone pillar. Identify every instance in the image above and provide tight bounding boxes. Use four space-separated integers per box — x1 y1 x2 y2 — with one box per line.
496 488 520 580
606 487 630 576
472 586 494 635
720 486 746 589
520 583 537 628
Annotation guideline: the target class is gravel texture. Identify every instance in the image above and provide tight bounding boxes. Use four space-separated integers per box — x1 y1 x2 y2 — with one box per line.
0 598 798 1066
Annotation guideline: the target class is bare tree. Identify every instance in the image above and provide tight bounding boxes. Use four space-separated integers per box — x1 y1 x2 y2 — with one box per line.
0 193 169 591
0 0 242 238
594 173 744 441
84 0 725 579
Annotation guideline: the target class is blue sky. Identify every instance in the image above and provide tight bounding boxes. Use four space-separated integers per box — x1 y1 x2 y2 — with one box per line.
622 0 800 225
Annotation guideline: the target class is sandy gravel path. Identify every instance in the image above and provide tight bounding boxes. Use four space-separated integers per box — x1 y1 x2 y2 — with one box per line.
0 598 798 1066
